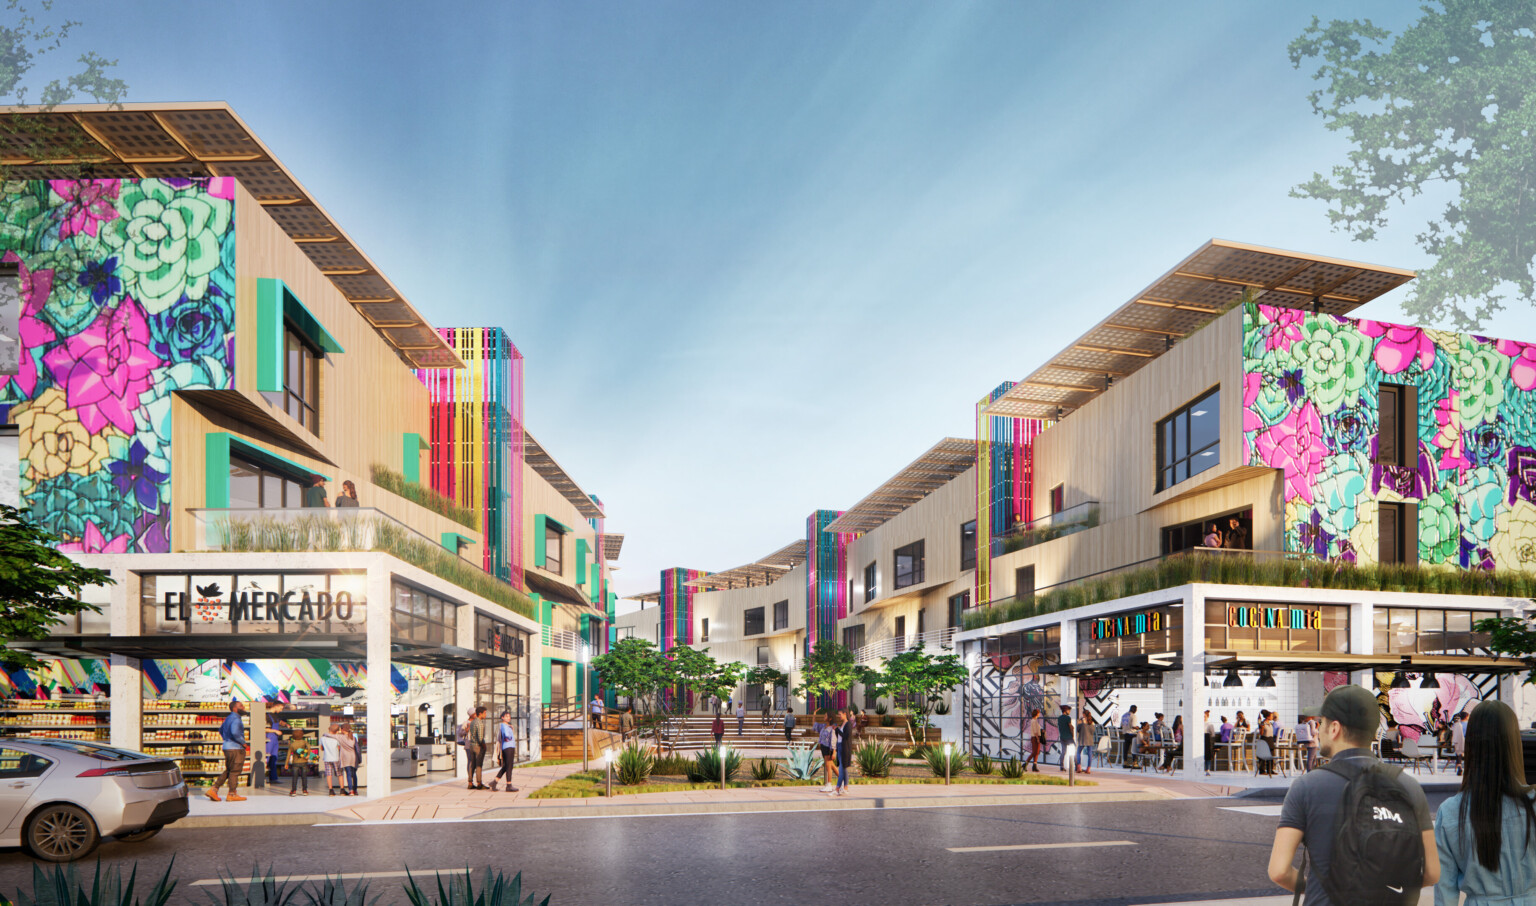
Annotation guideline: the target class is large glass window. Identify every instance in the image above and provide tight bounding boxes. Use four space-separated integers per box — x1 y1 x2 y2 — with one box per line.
894 540 925 590
476 613 532 755
229 454 309 509
842 624 865 651
544 523 564 574
744 607 765 636
772 599 789 631
959 520 977 572
1206 600 1349 653
1156 387 1220 492
863 561 877 603
947 591 969 627
1373 607 1497 654
1379 502 1414 564
283 327 321 432
391 581 458 645
1077 605 1182 660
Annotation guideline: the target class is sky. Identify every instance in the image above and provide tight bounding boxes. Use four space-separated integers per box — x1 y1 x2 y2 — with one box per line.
20 1 1534 608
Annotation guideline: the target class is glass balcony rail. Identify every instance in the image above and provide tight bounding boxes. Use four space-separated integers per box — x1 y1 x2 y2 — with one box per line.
188 507 444 553
854 627 957 664
994 501 1101 556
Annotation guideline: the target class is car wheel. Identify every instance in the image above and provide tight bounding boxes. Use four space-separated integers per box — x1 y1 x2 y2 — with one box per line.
25 804 99 862
115 827 161 843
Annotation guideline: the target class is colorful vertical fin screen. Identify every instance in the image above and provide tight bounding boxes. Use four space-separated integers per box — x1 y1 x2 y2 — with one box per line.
975 382 1046 605
659 567 707 651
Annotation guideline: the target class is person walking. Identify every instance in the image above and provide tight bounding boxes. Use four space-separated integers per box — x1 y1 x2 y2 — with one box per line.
336 723 359 796
467 705 490 790
302 474 328 508
1120 705 1138 766
1267 685 1438 904
760 695 772 728
1295 713 1318 771
818 718 837 793
286 728 314 796
590 695 603 729
833 711 852 796
319 725 342 795
490 709 519 793
709 694 719 716
263 716 285 786
1076 708 1095 774
711 713 725 747
1452 711 1469 776
1433 700 1536 906
208 700 248 802
1163 715 1184 773
735 701 746 737
1056 705 1074 772
1024 709 1043 772
1257 711 1277 777
335 480 359 508
1204 710 1217 776
782 707 796 744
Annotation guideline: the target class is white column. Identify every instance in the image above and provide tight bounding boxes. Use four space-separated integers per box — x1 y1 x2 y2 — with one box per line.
365 566 392 796
1352 598 1375 693
1181 586 1204 778
109 568 139 751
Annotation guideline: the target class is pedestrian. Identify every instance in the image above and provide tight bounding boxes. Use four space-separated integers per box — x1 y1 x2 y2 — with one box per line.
286 728 314 796
490 709 519 793
709 694 719 716
1433 700 1536 906
1267 684 1438 904
1025 708 1043 771
760 695 771 728
1294 713 1317 771
1120 704 1138 766
1204 710 1216 776
1076 707 1095 774
263 714 285 786
335 480 359 508
782 706 796 744
620 707 634 742
1151 712 1168 745
1452 711 1469 775
735 701 745 736
833 711 852 796
1203 522 1223 548
302 474 328 508
818 717 837 793
590 695 603 729
208 700 248 802
319 724 342 795
1057 705 1074 772
1163 715 1183 773
1257 710 1278 776
336 722 359 795
711 712 725 747
467 705 490 790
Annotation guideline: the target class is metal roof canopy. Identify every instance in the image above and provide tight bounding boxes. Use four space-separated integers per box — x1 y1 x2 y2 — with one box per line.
1205 651 1529 674
0 102 463 370
600 534 624 561
14 634 506 671
626 591 662 605
1038 653 1182 679
685 540 808 590
822 439 976 536
526 570 604 616
982 240 1416 420
524 431 604 519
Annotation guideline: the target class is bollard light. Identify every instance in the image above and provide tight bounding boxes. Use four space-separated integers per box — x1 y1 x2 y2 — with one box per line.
604 750 613 798
944 743 953 786
720 744 728 791
1065 743 1076 786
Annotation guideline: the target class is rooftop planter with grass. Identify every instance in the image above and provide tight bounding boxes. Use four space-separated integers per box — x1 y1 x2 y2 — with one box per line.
997 501 1100 555
964 552 1536 630
371 463 480 531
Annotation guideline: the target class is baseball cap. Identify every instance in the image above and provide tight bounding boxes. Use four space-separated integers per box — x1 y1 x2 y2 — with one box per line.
1300 685 1380 737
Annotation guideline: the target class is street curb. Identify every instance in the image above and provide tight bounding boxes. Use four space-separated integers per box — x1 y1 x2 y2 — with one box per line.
469 789 1165 821
176 812 360 828
1233 780 1460 800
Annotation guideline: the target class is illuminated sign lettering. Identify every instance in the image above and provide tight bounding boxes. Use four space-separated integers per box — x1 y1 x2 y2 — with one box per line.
1088 609 1165 641
1226 605 1320 630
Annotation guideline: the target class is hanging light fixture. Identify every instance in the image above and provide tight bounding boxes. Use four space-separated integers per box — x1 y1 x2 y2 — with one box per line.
1419 670 1439 689
1390 671 1411 689
1256 669 1276 688
1223 669 1244 687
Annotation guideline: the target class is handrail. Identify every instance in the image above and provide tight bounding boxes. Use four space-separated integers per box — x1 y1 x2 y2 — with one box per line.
189 506 447 552
541 627 584 651
854 627 956 664
994 501 1101 555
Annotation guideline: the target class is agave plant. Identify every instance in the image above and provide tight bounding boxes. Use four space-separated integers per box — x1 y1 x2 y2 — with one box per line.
208 865 302 906
749 757 778 781
999 756 1025 779
971 752 994 775
853 739 893 778
614 742 654 786
686 746 741 783
4 859 177 906
402 869 548 906
922 745 967 778
303 876 377 906
782 745 822 780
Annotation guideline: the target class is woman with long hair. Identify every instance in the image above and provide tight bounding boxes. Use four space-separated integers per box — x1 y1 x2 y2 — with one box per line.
1433 700 1536 905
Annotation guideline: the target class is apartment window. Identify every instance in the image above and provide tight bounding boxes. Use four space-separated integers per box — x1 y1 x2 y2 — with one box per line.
701 617 709 642
1156 387 1220 492
744 607 765 636
772 599 789 631
894 616 906 652
544 522 564 573
893 540 925 590
1378 383 1417 467
947 592 969 628
842 624 865 652
1050 485 1064 514
1015 565 1035 601
756 646 769 666
959 520 977 572
1379 502 1416 564
283 326 321 433
917 608 925 638
863 561 877 603
228 454 307 509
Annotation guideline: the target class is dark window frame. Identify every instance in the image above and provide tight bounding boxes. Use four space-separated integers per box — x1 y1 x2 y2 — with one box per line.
544 523 564 574
229 453 308 509
842 624 865 652
282 324 322 433
863 561 877 603
772 599 789 631
1156 386 1221 492
700 617 709 642
744 607 765 637
1379 501 1416 565
1377 382 1417 467
1049 485 1064 514
959 520 977 572
893 540 925 590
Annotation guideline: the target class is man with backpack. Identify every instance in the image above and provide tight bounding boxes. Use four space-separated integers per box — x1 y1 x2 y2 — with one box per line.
1267 685 1439 905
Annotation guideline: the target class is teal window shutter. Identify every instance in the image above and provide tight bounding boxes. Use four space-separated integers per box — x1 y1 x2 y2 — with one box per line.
534 515 547 567
204 433 232 508
256 278 346 394
403 433 427 484
589 563 600 604
576 539 589 585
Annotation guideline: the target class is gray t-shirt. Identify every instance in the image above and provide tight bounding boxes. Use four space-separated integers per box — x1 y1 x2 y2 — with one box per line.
1277 749 1433 906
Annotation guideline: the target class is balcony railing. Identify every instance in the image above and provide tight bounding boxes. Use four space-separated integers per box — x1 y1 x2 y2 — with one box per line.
994 501 1100 556
189 507 445 552
854 627 956 664
542 627 584 652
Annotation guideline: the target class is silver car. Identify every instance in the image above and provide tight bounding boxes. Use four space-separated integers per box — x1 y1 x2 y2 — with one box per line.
0 739 188 862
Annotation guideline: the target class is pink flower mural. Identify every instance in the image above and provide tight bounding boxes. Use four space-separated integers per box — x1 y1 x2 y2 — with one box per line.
1495 338 1536 391
1359 320 1436 374
40 296 162 435
1254 400 1326 505
48 180 120 240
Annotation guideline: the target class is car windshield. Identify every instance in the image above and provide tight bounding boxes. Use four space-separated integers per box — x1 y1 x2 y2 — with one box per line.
30 740 153 762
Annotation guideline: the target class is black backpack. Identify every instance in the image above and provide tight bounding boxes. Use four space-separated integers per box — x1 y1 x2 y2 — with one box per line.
1313 757 1424 906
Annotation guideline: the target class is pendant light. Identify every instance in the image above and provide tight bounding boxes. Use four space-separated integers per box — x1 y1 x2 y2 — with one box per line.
1389 671 1411 689
1418 671 1439 689
1256 669 1276 688
1223 669 1244 687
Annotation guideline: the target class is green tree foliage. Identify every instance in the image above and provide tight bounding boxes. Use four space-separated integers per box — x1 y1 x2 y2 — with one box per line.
791 640 863 708
1475 615 1536 685
860 643 968 743
1290 3 1536 328
742 664 789 693
590 637 671 716
0 504 114 670
695 657 748 707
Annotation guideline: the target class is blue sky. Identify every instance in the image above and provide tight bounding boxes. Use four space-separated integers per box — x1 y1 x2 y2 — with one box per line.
28 1 1533 604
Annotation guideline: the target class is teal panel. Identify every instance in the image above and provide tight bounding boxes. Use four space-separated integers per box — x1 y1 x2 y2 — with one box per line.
403 433 426 484
576 539 589 585
229 436 330 483
534 514 547 567
204 433 231 508
255 279 284 394
541 658 553 705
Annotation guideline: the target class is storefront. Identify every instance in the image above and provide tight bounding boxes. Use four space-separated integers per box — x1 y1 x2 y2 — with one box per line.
1 553 540 794
957 584 1530 776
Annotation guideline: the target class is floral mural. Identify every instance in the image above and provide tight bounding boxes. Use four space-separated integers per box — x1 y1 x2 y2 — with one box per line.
1243 303 1536 569
0 178 236 552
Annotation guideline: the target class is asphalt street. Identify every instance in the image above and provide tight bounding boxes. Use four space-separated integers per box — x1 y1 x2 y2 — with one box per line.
0 794 1454 906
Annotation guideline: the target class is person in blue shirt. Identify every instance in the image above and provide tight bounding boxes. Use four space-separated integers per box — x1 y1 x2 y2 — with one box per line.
209 700 248 802
490 709 519 793
1434 699 1536 906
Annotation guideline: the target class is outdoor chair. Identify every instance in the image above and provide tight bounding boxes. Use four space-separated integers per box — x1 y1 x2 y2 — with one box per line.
1095 734 1112 767
1400 736 1435 774
1252 738 1275 777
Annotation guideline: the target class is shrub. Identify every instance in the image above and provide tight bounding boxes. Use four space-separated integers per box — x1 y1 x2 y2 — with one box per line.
933 699 950 715
880 714 894 728
687 746 742 783
782 745 822 780
923 746 967 778
750 757 778 781
370 464 480 530
651 753 693 775
853 739 894 777
971 752 994 775
303 877 375 906
208 865 303 906
614 743 653 786
873 701 888 715
402 869 548 906
5 860 177 906
999 757 1025 779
